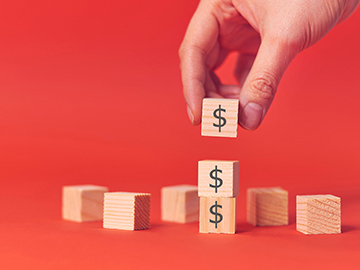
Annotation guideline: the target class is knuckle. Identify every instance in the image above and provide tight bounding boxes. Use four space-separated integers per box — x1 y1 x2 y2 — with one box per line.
247 74 277 103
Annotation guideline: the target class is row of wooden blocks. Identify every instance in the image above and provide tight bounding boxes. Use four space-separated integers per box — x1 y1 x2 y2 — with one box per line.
62 184 341 235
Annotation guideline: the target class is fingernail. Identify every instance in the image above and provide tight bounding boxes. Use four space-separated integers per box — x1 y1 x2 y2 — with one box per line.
187 105 194 124
240 103 263 130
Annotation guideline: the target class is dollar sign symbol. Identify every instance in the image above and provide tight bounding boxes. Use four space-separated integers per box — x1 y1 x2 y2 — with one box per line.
209 201 223 229
209 165 223 193
213 104 227 132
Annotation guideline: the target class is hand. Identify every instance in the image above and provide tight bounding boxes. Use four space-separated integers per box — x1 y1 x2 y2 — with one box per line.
179 0 359 130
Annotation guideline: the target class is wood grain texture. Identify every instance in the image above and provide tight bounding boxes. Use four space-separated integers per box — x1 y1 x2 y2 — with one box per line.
247 187 288 226
103 192 151 231
199 197 236 234
198 160 239 197
161 185 199 223
201 98 239 138
62 185 109 222
296 195 341 235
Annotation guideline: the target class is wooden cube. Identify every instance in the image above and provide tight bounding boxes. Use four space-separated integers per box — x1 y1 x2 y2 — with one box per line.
62 185 109 222
103 192 151 231
247 187 288 226
198 160 239 197
199 197 236 234
297 195 341 235
161 185 199 223
201 98 239 138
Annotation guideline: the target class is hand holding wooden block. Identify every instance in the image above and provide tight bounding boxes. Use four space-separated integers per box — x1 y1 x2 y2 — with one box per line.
62 185 109 222
161 185 199 223
247 187 288 226
198 160 239 197
201 98 239 138
296 194 341 235
199 197 236 234
103 192 151 231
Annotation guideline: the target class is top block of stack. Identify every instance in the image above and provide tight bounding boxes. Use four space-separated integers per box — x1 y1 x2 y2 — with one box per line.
198 160 239 197
201 98 239 138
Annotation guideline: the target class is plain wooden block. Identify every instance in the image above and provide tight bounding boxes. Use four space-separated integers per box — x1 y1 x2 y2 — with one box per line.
62 185 109 222
198 160 239 197
103 192 151 231
201 98 239 138
247 187 288 226
161 185 199 223
296 195 341 235
199 197 236 234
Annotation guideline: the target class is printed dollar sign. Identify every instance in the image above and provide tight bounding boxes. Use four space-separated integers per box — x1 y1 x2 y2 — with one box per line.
209 165 223 193
209 201 223 229
213 104 226 132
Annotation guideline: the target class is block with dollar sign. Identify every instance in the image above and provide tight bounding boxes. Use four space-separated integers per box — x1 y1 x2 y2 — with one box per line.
198 160 239 197
201 98 239 138
199 197 236 234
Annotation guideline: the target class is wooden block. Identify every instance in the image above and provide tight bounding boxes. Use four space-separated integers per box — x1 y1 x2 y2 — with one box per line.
296 195 341 235
161 185 199 223
247 187 288 226
201 98 239 138
198 160 239 197
103 192 151 231
199 197 236 234
62 185 109 222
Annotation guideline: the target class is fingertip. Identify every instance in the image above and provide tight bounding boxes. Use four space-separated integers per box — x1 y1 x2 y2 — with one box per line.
187 104 195 125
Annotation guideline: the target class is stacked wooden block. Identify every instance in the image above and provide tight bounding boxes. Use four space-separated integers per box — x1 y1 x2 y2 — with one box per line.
198 160 239 234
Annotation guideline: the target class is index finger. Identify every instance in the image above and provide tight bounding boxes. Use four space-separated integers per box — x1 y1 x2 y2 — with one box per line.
179 1 219 125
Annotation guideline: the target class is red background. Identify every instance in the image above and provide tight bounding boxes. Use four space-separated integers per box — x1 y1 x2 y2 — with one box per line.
1 0 360 269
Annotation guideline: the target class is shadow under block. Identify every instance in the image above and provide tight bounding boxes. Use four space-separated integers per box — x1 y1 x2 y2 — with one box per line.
103 192 151 231
296 195 341 235
161 185 199 223
62 185 109 222
198 160 239 198
247 187 288 226
201 98 239 138
199 197 236 234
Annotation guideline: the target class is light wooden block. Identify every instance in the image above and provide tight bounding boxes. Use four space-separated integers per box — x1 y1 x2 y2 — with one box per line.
199 197 236 234
247 187 288 226
103 192 151 231
161 185 199 223
201 98 239 138
198 160 239 197
62 185 109 222
296 195 341 235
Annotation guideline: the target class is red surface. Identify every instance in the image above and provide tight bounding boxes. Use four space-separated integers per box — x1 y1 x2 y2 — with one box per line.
1 1 360 269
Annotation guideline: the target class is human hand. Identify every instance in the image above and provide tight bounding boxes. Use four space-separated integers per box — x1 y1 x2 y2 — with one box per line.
179 0 359 130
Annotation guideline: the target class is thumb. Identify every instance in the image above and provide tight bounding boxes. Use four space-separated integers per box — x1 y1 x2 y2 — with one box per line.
239 38 298 130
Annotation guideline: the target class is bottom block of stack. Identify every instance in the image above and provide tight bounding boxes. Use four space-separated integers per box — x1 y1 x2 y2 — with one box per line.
199 197 236 234
296 194 341 235
103 192 151 231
